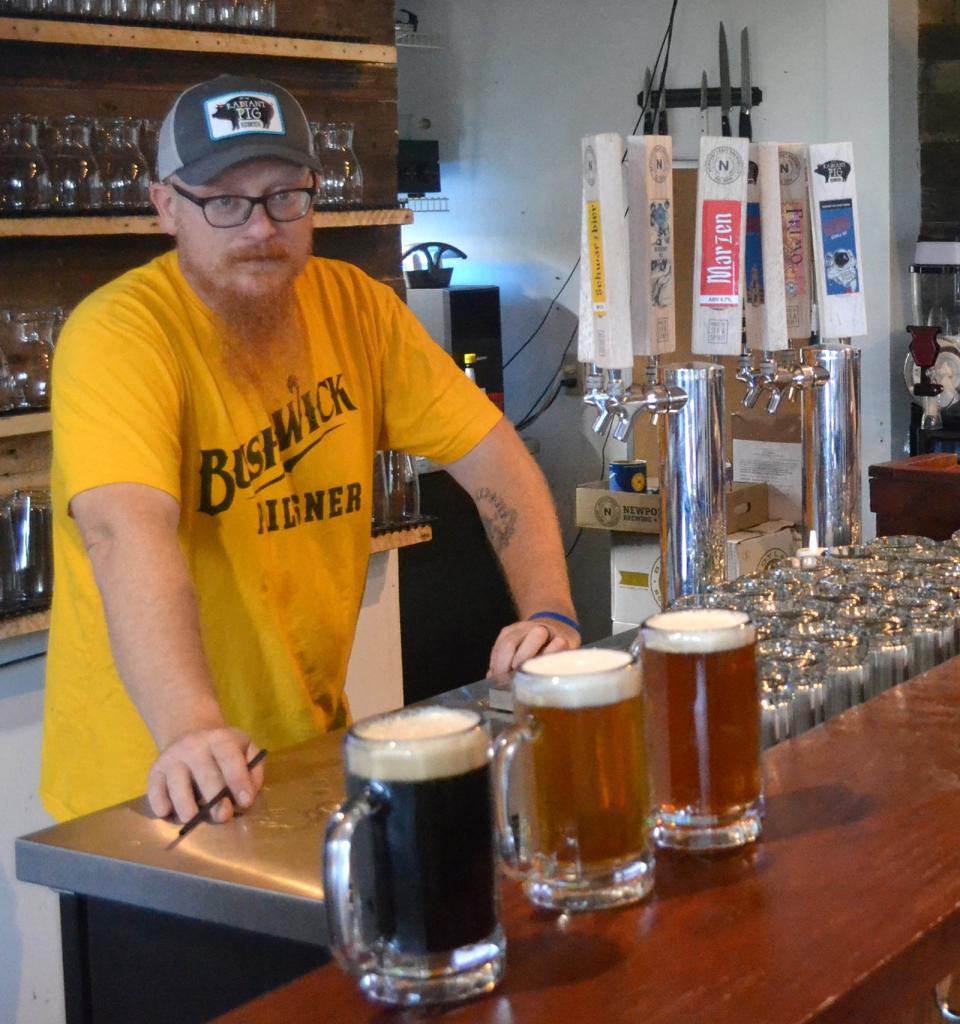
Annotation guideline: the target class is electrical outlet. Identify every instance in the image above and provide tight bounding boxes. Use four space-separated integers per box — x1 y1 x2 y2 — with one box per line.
561 360 585 396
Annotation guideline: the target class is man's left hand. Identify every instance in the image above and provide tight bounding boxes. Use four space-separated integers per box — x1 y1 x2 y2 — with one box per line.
487 618 581 676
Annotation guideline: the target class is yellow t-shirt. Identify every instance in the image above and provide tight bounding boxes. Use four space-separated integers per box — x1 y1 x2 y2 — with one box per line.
41 251 502 821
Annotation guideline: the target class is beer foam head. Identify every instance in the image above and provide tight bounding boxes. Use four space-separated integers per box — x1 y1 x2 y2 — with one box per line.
642 608 755 654
514 648 640 709
347 706 489 782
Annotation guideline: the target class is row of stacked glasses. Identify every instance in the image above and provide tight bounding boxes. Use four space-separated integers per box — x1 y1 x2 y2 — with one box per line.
0 0 278 31
0 114 158 214
0 114 363 214
673 533 960 749
0 307 66 412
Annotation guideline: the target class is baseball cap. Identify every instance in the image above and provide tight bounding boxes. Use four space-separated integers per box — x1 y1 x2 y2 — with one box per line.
156 74 322 186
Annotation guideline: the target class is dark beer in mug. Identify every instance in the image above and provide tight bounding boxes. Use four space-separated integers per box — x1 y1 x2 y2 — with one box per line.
641 608 762 850
325 706 504 1006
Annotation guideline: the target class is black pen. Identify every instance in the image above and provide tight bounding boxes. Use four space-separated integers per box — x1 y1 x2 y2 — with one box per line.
177 748 268 838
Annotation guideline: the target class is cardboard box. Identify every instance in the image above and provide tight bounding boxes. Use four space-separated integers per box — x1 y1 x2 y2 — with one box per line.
577 480 768 535
726 520 796 580
610 534 663 624
732 411 802 524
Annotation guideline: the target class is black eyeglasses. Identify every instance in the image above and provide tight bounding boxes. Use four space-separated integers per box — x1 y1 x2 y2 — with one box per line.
170 181 317 228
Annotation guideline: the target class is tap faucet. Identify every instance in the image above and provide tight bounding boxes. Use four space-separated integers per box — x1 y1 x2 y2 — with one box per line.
610 383 688 442
764 358 798 415
736 352 764 408
583 365 687 442
783 361 830 404
583 364 611 434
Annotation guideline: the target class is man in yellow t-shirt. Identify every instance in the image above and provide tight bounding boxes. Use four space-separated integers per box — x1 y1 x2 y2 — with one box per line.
41 75 580 824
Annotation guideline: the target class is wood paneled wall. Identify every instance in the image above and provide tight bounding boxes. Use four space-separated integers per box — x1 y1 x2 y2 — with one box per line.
0 0 401 315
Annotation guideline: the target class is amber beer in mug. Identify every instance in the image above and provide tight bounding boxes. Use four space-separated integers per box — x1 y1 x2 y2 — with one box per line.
641 608 761 850
494 648 654 911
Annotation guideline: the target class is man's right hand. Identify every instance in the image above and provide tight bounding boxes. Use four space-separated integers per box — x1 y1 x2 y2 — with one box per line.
147 726 265 825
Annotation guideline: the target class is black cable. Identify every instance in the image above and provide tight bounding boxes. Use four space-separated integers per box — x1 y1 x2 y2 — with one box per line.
514 322 578 430
515 383 563 433
503 260 580 369
653 0 680 119
565 528 584 559
502 0 680 373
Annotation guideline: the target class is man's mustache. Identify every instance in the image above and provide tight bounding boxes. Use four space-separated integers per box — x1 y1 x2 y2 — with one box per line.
228 245 291 262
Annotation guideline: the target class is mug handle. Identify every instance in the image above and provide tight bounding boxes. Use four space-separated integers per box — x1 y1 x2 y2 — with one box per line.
323 786 382 976
492 722 537 877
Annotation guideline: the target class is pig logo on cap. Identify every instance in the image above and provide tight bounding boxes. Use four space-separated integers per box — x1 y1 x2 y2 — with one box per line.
212 95 276 132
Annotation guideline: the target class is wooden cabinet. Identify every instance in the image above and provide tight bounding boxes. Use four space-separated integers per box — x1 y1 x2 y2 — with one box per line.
0 0 408 633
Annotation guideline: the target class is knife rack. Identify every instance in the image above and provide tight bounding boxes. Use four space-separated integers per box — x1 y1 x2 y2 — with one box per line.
637 87 763 110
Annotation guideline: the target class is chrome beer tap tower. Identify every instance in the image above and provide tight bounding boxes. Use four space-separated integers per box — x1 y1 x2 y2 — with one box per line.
732 139 865 549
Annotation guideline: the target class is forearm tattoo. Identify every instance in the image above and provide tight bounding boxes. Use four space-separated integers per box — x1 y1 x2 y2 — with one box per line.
475 487 518 553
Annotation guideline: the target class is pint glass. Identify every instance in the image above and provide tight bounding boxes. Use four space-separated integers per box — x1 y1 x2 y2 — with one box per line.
323 706 504 1006
494 648 654 911
641 608 762 850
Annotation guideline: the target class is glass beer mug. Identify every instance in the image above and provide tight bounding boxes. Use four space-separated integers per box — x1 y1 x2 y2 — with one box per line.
323 706 504 1007
640 608 762 851
493 647 654 911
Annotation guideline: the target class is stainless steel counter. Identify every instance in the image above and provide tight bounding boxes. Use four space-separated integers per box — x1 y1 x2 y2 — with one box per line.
13 634 637 948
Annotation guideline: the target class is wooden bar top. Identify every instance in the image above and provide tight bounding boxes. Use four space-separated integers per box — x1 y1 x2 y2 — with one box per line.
215 658 960 1024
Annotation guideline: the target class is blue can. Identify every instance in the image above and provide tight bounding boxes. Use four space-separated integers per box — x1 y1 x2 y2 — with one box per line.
608 459 647 493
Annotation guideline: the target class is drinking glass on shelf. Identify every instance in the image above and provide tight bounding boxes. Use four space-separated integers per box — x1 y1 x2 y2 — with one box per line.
243 0 273 29
0 115 51 213
0 490 53 614
314 123 363 208
212 0 231 24
0 312 24 414
145 0 171 20
5 311 56 410
44 115 102 211
371 451 389 528
138 118 161 181
98 116 151 210
385 450 419 524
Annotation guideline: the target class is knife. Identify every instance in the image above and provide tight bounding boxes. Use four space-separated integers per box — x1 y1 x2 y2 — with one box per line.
643 67 655 135
656 81 668 135
700 71 709 136
740 27 753 141
719 22 732 137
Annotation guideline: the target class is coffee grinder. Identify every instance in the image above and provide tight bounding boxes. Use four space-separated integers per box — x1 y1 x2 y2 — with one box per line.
905 240 960 454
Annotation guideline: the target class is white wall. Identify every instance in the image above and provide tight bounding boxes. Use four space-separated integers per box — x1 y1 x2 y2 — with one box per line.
399 0 902 630
0 650 64 1024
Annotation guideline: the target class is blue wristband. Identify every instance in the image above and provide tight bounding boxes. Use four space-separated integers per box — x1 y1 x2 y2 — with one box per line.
529 611 581 634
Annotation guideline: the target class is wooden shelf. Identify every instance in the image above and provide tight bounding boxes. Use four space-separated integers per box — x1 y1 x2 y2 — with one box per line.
0 411 51 438
0 16 396 63
0 608 49 641
0 208 413 238
369 523 431 554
